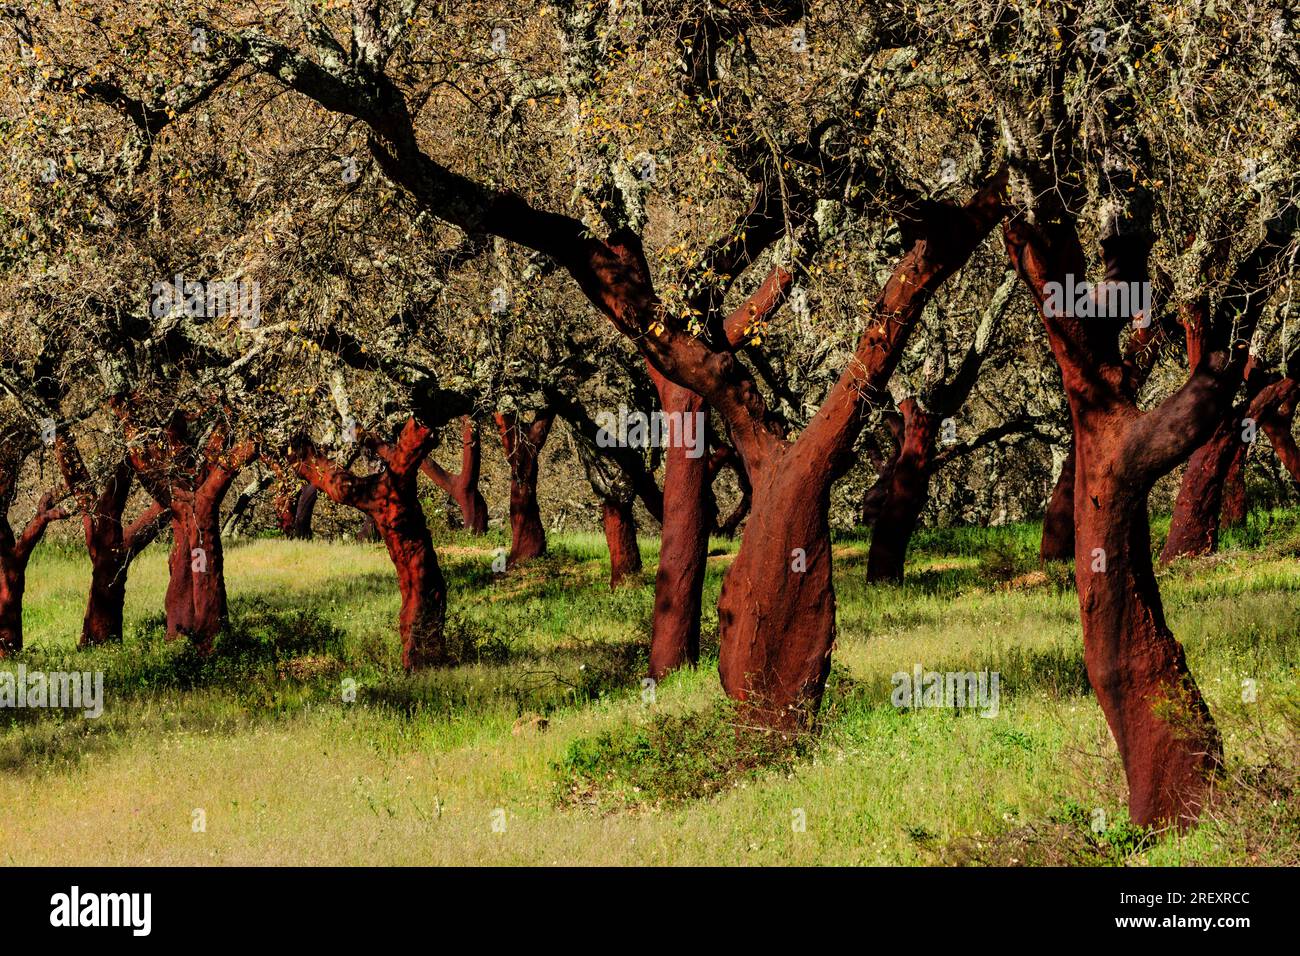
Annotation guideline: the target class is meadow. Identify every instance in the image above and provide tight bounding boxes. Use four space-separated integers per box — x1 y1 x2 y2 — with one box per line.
1 511 1297 866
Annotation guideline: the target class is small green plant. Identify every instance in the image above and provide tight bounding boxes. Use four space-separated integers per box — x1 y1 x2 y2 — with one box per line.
554 703 809 811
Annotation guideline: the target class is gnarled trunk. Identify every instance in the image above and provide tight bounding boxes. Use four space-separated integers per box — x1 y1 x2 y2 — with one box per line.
1040 443 1076 561
293 418 448 670
647 379 712 679
495 411 553 565
867 400 939 582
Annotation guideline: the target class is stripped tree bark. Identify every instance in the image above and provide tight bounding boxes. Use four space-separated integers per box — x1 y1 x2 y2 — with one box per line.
0 438 68 656
495 410 554 566
421 416 488 534
292 417 446 669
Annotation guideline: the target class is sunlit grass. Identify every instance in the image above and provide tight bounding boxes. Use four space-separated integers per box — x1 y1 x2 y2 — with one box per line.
1 514 1296 866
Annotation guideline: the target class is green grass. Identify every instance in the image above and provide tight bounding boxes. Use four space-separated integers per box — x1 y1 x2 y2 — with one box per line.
0 514 1296 866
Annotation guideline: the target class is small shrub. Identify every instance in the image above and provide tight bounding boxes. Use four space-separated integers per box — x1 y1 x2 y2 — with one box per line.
554 703 809 812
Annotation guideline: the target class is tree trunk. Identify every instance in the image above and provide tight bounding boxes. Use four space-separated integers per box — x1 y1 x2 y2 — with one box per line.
1074 416 1222 827
0 552 26 656
165 490 230 653
292 483 318 539
717 452 835 728
0 492 67 657
1219 449 1248 528
293 418 448 670
602 498 642 588
495 411 553 565
373 494 447 669
423 417 489 534
1040 442 1076 561
867 399 939 582
1160 415 1244 563
647 379 712 679
81 501 167 647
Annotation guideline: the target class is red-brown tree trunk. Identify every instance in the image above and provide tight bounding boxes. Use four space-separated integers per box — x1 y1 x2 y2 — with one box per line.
82 494 167 646
867 399 939 582
1219 451 1248 527
372 489 447 670
1040 442 1076 561
647 378 712 679
1004 214 1236 828
0 491 68 657
717 451 835 728
58 447 170 647
1160 415 1244 563
165 474 238 652
602 499 643 587
1259 378 1300 482
423 417 488 534
293 418 447 669
1073 413 1221 827
0 557 23 656
495 411 553 565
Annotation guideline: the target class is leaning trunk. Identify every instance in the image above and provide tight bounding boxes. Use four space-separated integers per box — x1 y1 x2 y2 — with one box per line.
1075 417 1222 828
1160 416 1242 564
602 498 642 588
647 381 711 679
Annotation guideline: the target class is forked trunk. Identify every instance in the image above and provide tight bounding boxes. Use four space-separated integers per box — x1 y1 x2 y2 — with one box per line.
647 381 711 678
1041 443 1076 561
1074 417 1222 827
292 418 448 671
867 400 939 582
496 412 553 565
602 499 642 588
717 453 835 729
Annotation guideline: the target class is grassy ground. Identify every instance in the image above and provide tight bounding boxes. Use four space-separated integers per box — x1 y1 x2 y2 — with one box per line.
1 510 1297 866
